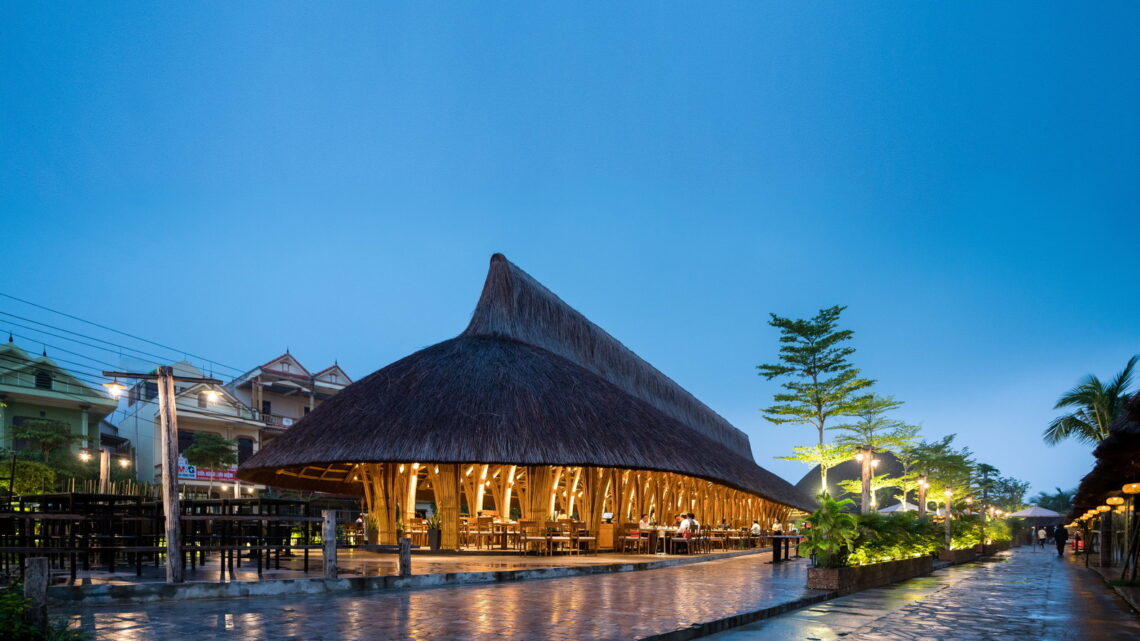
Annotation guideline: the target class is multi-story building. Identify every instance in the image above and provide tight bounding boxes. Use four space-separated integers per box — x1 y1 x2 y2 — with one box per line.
119 353 351 494
0 340 118 456
227 351 352 445
117 361 262 491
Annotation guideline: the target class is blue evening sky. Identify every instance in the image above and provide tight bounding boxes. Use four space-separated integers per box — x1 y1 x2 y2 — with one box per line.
3 3 1138 497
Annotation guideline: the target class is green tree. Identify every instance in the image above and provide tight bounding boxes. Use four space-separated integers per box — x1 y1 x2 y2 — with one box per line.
1044 355 1136 446
904 435 974 507
9 418 82 463
777 443 852 495
991 476 1031 512
182 432 237 497
1030 487 1075 514
759 305 874 489
0 456 56 495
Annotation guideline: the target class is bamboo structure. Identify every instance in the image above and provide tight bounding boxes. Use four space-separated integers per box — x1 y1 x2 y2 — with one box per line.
240 254 815 547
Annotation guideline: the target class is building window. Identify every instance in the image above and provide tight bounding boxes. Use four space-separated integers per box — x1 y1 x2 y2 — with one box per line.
144 382 158 401
261 400 271 415
198 392 208 409
237 437 254 465
34 370 52 390
177 430 195 454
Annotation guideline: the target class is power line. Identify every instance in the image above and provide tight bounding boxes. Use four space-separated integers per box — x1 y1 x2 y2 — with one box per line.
0 311 174 366
0 350 107 379
0 317 164 368
4 332 126 370
0 292 245 374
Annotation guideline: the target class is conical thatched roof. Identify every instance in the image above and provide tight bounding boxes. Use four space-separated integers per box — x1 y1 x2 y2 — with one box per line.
239 254 814 511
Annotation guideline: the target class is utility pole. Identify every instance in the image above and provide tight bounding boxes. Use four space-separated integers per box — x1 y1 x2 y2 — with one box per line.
104 367 221 583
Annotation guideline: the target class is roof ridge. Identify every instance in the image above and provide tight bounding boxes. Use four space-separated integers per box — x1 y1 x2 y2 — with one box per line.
462 254 753 455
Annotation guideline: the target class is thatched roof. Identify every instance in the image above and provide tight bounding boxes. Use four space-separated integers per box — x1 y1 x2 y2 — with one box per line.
239 254 814 511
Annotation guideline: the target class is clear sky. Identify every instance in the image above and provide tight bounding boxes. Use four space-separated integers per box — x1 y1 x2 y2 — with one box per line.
3 3 1138 498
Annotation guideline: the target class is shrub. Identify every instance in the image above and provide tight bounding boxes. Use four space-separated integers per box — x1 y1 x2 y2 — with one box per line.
800 494 859 568
847 513 941 566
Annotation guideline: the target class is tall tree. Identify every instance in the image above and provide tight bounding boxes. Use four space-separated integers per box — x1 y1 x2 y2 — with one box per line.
833 395 917 455
1044 355 1136 446
759 305 874 489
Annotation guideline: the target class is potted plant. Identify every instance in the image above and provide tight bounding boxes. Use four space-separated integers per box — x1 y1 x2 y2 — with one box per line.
426 512 442 551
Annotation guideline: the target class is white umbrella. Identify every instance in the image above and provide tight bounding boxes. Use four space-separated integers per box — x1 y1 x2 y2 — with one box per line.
1009 506 1061 518
877 500 919 513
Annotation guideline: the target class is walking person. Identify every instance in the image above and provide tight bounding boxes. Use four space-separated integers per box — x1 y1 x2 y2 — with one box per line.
1054 524 1069 557
1037 527 1048 549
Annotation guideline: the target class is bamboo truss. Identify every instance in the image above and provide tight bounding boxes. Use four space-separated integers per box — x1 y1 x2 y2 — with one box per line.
351 462 793 548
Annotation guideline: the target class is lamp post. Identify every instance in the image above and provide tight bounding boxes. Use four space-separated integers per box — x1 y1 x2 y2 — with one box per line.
918 475 928 518
944 487 953 550
103 367 221 584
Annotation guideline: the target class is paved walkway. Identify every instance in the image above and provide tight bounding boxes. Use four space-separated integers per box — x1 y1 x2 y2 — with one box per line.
62 550 820 640
706 546 1140 641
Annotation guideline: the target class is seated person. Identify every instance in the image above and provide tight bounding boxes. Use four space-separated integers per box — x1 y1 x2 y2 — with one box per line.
638 513 651 530
750 520 762 536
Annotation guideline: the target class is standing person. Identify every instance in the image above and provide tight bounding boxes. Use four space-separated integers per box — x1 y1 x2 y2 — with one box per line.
1037 527 1048 549
1054 524 1069 557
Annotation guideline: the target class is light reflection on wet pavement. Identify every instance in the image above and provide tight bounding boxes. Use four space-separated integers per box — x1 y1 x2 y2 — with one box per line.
62 550 822 640
706 547 1140 641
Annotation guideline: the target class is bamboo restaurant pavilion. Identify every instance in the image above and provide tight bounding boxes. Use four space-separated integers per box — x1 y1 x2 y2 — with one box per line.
238 254 814 550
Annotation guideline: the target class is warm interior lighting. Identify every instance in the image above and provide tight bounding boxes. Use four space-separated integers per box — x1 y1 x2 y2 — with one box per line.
1107 496 1125 506
103 379 127 399
1123 483 1140 495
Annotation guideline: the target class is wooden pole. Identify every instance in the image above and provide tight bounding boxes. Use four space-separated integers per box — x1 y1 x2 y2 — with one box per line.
918 475 928 518
322 509 337 578
156 366 184 583
98 449 111 494
859 449 872 515
398 537 411 577
24 557 48 632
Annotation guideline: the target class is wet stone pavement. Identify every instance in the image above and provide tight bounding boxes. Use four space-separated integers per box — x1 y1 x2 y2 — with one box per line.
62 550 821 640
708 546 1140 641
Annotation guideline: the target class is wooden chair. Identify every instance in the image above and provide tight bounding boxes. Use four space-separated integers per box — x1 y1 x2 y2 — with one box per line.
519 521 548 556
548 521 574 555
572 521 596 554
470 517 495 550
619 524 649 554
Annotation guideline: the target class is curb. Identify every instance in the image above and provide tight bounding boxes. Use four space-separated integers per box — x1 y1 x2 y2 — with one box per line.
637 590 837 641
50 548 765 606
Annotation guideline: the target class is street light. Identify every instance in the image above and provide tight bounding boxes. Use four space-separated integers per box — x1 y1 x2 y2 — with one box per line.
102 378 127 399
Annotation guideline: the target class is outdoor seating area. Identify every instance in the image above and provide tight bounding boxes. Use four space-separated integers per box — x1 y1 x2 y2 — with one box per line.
0 493 359 583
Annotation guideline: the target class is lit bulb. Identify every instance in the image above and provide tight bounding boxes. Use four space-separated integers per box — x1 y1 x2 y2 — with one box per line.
206 389 219 403
78 450 92 463
103 379 127 399
118 457 131 468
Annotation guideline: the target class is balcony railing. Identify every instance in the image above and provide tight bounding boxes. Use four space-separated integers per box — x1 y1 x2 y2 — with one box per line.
260 413 296 427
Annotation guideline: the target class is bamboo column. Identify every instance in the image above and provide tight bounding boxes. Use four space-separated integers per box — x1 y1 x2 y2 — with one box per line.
430 464 462 549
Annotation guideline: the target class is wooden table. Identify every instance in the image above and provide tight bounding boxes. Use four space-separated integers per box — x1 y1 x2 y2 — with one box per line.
768 534 802 563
